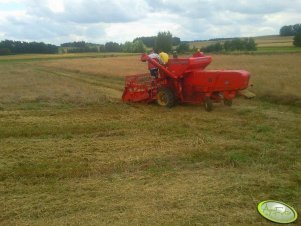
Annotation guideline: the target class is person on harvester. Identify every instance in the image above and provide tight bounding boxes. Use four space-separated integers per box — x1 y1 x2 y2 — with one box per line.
193 48 205 57
158 49 169 65
148 49 163 78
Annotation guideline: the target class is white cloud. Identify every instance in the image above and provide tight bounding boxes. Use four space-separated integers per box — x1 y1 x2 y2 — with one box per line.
104 13 181 43
0 0 22 3
25 0 150 23
0 0 301 44
46 0 65 13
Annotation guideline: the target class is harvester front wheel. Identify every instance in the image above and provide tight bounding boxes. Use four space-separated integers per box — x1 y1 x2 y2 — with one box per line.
156 88 175 108
204 97 213 112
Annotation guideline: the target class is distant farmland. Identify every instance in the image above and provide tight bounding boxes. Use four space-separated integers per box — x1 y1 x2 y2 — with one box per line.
189 35 300 53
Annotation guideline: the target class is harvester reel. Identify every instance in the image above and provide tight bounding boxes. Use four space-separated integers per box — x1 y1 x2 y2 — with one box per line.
156 88 175 108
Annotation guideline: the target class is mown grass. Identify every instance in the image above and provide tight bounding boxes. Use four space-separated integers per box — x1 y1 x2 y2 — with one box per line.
1 54 300 225
0 52 137 63
208 53 301 107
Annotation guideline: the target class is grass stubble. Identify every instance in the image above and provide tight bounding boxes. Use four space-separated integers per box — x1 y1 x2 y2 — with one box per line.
0 52 300 225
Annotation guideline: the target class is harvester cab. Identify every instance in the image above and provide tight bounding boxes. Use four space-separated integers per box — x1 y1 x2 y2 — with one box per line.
122 53 250 111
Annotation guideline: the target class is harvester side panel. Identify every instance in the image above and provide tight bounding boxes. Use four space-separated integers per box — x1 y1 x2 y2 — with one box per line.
182 70 250 103
183 70 249 92
167 56 212 77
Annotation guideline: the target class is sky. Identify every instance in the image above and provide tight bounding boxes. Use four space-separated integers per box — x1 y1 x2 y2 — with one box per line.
0 0 301 45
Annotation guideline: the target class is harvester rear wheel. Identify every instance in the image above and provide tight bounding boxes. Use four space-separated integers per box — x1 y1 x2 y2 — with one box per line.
204 97 213 112
156 88 175 108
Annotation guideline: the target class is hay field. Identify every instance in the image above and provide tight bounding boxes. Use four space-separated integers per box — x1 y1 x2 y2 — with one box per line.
38 55 146 77
0 53 136 64
208 53 301 105
1 53 301 225
255 36 293 47
190 35 295 50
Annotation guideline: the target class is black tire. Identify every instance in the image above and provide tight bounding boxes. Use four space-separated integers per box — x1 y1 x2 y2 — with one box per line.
204 97 213 112
224 99 233 106
156 88 175 108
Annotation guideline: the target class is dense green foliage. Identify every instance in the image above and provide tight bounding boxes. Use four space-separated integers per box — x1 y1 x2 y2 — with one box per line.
134 36 181 48
155 31 173 52
0 48 11 55
122 40 146 53
280 24 301 36
224 38 256 51
66 46 100 53
104 41 145 53
104 42 122 52
201 42 223 53
61 41 92 48
293 33 301 47
176 42 190 53
172 37 181 46
0 31 179 55
125 32 182 53
133 36 156 48
201 38 257 53
0 40 58 55
61 41 105 53
61 40 146 53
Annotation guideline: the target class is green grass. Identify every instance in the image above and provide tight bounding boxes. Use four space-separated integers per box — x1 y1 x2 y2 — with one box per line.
1 56 301 225
257 46 301 53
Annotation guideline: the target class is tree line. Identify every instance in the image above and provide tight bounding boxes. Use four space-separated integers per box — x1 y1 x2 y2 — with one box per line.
0 32 185 55
0 40 58 55
201 38 257 53
0 39 145 55
133 35 181 48
279 23 301 47
279 24 301 36
0 32 263 55
133 32 188 53
63 32 183 53
61 40 145 53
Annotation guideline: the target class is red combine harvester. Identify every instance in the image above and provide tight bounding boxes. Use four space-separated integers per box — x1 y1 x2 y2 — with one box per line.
122 53 250 111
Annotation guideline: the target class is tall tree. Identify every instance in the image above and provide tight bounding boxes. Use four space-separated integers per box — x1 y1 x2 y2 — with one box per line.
105 42 122 52
132 40 145 53
280 24 301 36
155 31 173 52
176 42 190 53
133 36 156 48
172 37 181 46
293 33 301 47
